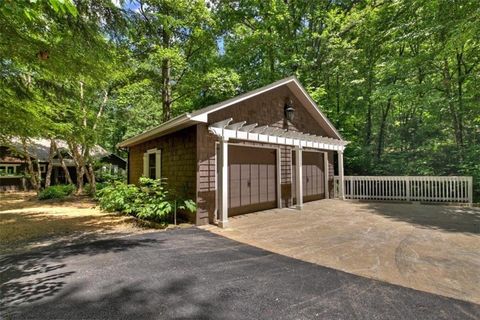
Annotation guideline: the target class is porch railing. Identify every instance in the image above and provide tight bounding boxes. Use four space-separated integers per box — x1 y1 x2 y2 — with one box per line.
333 176 473 204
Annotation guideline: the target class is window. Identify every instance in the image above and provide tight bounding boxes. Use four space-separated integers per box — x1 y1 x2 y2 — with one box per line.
148 154 156 178
143 149 161 179
0 165 19 176
40 165 46 173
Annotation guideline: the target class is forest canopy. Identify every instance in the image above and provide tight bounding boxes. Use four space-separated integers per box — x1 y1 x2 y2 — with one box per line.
1 0 479 198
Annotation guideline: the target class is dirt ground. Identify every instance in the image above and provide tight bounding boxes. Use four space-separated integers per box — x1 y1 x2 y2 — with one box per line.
204 199 480 304
0 193 156 255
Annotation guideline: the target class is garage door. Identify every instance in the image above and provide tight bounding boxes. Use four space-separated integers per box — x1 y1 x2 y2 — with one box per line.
292 151 325 203
228 146 277 216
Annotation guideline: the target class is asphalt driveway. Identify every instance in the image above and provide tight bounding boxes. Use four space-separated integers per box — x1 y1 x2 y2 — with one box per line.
1 228 479 319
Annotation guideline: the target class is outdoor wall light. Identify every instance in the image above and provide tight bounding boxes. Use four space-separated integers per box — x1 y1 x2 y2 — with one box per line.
284 98 295 122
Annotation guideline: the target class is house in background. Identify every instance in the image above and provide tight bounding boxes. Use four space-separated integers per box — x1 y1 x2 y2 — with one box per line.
0 139 126 191
119 76 347 227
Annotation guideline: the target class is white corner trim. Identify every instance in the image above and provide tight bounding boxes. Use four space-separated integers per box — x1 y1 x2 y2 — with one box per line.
276 148 282 209
190 113 208 122
143 153 148 177
324 151 329 199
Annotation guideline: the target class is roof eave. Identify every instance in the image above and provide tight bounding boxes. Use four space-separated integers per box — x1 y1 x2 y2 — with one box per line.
117 113 208 148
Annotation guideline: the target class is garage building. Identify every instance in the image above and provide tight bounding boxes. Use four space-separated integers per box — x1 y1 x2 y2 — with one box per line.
119 76 347 227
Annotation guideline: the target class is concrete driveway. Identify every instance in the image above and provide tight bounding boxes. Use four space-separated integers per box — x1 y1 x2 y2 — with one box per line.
205 200 480 304
1 228 479 319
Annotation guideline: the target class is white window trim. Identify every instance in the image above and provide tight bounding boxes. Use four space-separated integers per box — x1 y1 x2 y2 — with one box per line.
39 164 47 173
0 164 21 178
143 148 161 179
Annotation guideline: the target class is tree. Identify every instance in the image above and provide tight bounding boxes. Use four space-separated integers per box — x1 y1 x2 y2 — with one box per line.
215 0 480 198
2 0 479 200
129 0 237 120
1 0 124 192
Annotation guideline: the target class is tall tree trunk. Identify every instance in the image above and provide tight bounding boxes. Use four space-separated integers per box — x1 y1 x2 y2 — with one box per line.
364 66 374 148
76 165 85 194
375 48 401 162
442 58 463 148
83 89 108 194
87 164 96 194
267 25 275 81
162 28 172 122
84 165 92 184
45 138 56 188
68 141 86 194
365 103 372 145
455 51 465 148
53 140 73 185
21 138 40 192
376 97 393 161
335 72 340 127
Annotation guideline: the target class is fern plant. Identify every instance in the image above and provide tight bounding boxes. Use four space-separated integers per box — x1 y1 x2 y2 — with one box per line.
134 177 173 221
96 181 138 213
96 177 196 224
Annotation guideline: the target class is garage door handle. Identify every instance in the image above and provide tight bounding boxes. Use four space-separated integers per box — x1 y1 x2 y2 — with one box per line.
247 180 251 187
306 177 309 183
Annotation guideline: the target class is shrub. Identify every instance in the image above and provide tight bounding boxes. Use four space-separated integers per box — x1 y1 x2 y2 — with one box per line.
96 181 139 213
84 182 108 196
134 177 173 222
95 169 126 183
95 177 196 224
38 184 76 200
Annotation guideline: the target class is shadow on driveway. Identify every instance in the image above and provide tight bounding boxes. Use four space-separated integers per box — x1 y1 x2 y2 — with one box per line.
0 237 161 315
1 228 479 319
362 202 480 234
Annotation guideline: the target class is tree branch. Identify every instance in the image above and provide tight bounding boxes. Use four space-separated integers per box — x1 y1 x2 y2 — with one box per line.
92 89 109 131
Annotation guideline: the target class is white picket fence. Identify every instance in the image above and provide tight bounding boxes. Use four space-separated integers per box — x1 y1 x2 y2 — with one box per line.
334 176 473 204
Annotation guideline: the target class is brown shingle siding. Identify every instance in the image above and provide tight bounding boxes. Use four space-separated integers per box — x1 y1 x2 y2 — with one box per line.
196 123 217 225
208 86 329 137
128 126 197 204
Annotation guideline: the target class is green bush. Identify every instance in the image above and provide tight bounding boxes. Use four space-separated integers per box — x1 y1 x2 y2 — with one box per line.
95 177 196 224
95 169 126 183
84 182 108 196
38 184 76 200
96 181 138 213
134 177 173 221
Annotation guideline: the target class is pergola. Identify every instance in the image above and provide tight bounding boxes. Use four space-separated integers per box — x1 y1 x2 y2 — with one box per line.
209 118 348 228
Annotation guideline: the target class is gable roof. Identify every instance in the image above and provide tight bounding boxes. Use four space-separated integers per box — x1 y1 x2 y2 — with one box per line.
3 138 116 163
118 76 343 148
